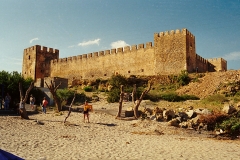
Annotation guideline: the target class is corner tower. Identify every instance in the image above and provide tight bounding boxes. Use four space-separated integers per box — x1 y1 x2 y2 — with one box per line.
22 45 59 80
154 28 196 74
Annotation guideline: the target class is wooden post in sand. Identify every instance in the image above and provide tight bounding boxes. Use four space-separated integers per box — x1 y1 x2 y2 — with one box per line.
64 93 76 123
115 85 124 119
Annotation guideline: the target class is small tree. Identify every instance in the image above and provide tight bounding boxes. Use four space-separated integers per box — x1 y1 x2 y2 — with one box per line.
133 81 153 119
45 81 62 112
19 82 34 119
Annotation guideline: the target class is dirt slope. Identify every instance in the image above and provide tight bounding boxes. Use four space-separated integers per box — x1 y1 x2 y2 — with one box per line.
176 70 240 99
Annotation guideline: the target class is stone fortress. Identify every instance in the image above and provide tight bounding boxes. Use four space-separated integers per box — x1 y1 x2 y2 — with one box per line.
22 28 227 86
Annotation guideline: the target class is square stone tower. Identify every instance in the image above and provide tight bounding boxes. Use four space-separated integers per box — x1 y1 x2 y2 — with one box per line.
22 45 59 80
154 28 196 74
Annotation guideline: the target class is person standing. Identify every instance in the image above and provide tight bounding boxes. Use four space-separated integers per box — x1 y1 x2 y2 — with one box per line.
30 94 35 110
42 97 48 114
83 101 93 123
4 93 11 110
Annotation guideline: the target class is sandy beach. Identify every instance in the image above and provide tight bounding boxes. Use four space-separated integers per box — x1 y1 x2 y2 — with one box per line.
0 102 239 160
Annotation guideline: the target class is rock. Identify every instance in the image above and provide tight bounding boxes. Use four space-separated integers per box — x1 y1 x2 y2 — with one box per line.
222 104 237 114
126 107 133 111
236 102 240 108
191 115 200 125
152 107 163 115
188 106 194 110
145 108 153 115
186 110 195 118
179 122 188 128
168 118 180 127
156 114 163 121
150 115 156 120
194 108 204 114
177 112 189 121
163 109 175 120
195 108 211 115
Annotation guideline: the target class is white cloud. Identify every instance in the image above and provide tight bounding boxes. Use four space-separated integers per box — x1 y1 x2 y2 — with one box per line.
68 45 75 48
111 40 129 49
223 52 240 61
78 38 100 46
29 38 39 44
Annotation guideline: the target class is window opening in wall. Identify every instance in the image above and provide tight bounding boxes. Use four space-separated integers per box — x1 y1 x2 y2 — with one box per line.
92 75 94 77
128 71 131 73
141 69 144 72
28 55 30 60
104 74 107 76
115 72 118 75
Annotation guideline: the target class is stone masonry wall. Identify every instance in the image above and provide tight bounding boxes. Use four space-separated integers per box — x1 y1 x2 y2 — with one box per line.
154 29 189 74
50 42 155 80
22 28 227 82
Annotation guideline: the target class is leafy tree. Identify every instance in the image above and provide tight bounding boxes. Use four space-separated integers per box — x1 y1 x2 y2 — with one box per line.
0 70 33 108
107 74 128 103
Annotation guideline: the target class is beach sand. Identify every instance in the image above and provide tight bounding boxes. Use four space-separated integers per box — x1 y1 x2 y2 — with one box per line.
0 102 239 160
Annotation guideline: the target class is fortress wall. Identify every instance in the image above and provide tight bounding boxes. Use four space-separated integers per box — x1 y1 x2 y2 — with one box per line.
23 29 228 82
208 58 227 71
195 54 208 72
154 28 189 75
50 42 155 80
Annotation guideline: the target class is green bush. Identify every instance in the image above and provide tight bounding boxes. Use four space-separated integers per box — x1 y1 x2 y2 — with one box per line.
108 74 127 89
56 89 74 105
177 70 190 86
160 92 181 102
107 74 128 103
202 94 228 104
159 92 199 102
83 86 93 92
218 116 240 134
180 94 200 101
107 88 120 103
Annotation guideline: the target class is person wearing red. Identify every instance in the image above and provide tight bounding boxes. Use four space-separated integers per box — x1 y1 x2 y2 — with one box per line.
42 97 48 114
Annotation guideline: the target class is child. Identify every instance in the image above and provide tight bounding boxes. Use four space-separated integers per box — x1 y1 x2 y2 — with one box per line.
83 101 93 123
42 97 48 114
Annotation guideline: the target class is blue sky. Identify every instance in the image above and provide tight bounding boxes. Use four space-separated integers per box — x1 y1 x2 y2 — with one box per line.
1 0 240 73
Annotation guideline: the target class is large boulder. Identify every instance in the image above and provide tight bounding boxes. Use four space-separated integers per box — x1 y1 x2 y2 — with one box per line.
222 104 237 114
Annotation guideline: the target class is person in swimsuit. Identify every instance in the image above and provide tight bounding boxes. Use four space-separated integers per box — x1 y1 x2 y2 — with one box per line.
83 101 92 123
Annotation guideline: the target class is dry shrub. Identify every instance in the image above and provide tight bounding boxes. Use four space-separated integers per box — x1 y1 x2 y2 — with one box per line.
199 111 229 130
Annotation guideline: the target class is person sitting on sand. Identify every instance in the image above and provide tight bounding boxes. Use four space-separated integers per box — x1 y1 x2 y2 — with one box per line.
83 101 93 123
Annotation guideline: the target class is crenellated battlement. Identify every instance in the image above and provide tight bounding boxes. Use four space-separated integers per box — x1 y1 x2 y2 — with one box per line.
53 42 153 64
24 45 59 54
154 28 194 38
208 57 227 63
196 54 208 64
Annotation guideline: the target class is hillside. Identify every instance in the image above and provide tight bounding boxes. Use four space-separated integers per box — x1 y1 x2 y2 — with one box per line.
176 70 240 99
